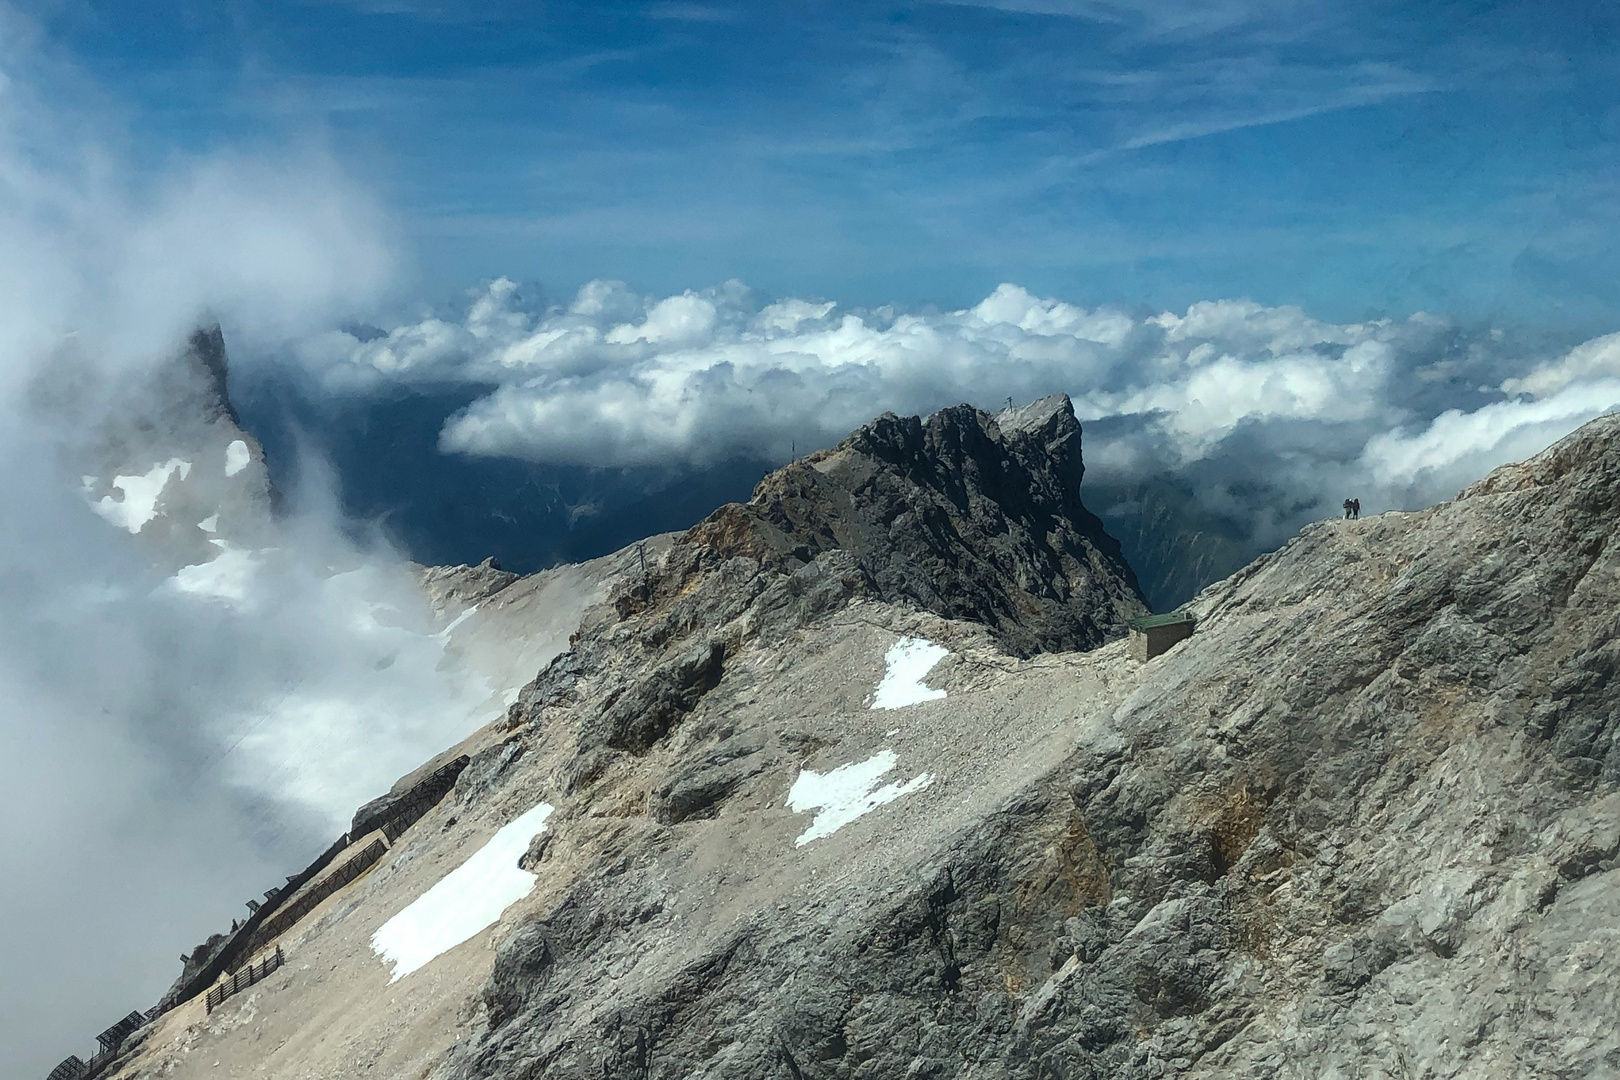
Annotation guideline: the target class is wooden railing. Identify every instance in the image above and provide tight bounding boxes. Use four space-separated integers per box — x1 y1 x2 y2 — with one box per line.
156 832 351 1015
354 754 470 841
205 945 285 1014
238 838 387 960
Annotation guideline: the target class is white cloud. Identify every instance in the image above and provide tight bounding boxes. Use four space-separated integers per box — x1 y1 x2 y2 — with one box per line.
339 276 1421 468
605 291 719 346
0 12 429 1071
756 297 836 333
1501 331 1620 399
1360 379 1620 504
291 278 1417 471
294 278 1620 570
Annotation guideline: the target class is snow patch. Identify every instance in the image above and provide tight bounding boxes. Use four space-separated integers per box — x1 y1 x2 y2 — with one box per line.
437 604 479 640
224 439 251 477
197 513 219 533
871 637 949 709
787 750 933 846
169 544 261 607
89 459 192 533
371 802 555 982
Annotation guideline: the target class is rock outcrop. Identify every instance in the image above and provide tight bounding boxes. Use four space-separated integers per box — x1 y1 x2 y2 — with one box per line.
676 394 1148 657
104 407 1620 1080
68 325 273 566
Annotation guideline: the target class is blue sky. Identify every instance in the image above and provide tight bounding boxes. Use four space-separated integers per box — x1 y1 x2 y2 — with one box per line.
27 0 1620 336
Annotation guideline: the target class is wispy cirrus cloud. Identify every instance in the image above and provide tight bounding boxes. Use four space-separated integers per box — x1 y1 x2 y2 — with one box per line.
1111 61 1436 149
645 2 738 21
931 0 1325 37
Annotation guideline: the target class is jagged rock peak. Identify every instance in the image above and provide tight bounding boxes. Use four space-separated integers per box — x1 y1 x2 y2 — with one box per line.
674 393 1146 657
129 323 244 435
418 556 522 613
184 324 239 426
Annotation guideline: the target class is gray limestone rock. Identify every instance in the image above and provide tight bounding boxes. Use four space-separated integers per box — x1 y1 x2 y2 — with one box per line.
679 394 1149 657
651 742 768 824
104 408 1620 1080
418 557 522 612
431 413 1620 1080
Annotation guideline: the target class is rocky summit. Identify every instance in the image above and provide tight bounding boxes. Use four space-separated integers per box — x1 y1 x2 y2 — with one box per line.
86 400 1620 1080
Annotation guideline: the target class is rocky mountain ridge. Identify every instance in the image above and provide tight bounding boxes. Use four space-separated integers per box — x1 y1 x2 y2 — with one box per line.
67 325 274 566
83 401 1620 1080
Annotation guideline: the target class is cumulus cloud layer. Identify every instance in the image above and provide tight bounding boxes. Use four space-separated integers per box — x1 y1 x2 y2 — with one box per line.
300 277 1620 557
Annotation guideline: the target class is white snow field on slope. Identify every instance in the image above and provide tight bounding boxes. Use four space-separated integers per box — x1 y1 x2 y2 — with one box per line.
169 543 261 606
436 604 479 640
371 802 555 982
871 637 949 709
87 458 193 533
787 750 933 846
224 439 251 477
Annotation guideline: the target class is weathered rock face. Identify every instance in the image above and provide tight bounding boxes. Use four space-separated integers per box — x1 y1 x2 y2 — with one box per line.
108 409 1620 1080
418 556 522 612
679 394 1148 657
442 413 1620 1080
522 394 1144 776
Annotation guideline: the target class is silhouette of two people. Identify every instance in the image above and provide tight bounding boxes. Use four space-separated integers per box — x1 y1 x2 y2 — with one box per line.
1342 498 1361 520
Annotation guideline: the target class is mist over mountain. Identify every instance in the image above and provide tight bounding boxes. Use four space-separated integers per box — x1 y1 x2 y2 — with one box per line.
233 370 773 575
230 363 1246 613
13 281 1620 1075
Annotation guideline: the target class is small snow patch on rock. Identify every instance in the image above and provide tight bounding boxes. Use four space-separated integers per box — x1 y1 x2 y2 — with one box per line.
170 544 260 607
89 459 192 534
225 439 251 477
787 750 933 846
437 604 479 640
871 637 949 709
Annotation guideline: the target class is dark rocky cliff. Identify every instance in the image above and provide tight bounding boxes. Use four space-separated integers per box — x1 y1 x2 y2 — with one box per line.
673 393 1148 657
